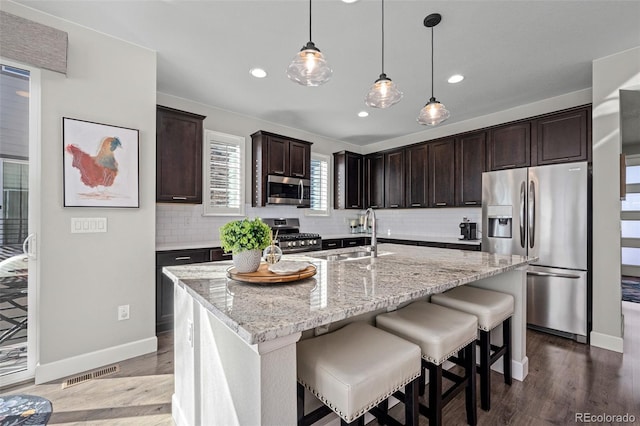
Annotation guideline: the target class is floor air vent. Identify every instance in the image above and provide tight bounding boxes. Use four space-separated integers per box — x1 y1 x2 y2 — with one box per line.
61 364 120 389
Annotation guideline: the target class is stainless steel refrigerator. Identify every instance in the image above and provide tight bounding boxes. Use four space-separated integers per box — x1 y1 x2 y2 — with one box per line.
482 162 590 343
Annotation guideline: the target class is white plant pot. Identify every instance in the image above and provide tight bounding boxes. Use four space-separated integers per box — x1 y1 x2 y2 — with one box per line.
232 249 262 273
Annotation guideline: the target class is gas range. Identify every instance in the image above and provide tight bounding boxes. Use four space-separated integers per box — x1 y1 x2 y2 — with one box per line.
261 218 322 253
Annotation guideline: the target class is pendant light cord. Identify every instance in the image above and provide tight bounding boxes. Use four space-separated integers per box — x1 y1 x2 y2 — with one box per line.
381 0 385 75
309 0 312 42
430 26 434 99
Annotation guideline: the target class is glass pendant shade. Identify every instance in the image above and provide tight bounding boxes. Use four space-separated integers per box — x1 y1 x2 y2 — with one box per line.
365 74 403 108
417 97 450 126
287 41 332 86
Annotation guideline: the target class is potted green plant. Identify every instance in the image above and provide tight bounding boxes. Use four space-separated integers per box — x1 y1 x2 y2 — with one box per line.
219 218 271 273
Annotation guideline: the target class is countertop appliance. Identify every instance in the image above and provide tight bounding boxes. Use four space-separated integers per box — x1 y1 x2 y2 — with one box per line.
459 219 477 240
262 218 321 253
482 162 590 343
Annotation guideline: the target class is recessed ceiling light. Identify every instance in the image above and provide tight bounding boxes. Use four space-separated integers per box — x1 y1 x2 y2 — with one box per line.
358 111 369 118
448 74 464 84
250 68 267 78
342 0 360 3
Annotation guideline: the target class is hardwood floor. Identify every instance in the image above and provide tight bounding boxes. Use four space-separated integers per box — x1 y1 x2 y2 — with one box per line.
1 303 638 425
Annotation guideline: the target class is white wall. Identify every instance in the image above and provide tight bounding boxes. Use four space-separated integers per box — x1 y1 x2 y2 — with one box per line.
3 2 158 383
591 46 640 352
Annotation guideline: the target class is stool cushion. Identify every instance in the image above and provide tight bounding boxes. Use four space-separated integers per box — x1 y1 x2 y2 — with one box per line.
431 286 514 331
376 302 478 365
297 321 421 423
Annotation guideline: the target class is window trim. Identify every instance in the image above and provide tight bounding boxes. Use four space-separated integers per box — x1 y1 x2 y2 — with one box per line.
202 130 245 217
306 153 331 217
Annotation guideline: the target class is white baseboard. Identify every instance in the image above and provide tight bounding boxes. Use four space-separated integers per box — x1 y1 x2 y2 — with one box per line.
34 336 157 384
590 331 624 353
488 356 529 381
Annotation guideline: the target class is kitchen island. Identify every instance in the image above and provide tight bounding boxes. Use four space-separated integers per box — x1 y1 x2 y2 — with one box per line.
163 244 535 426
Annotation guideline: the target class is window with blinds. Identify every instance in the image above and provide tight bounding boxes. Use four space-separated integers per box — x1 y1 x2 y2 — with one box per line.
203 130 245 216
308 154 330 216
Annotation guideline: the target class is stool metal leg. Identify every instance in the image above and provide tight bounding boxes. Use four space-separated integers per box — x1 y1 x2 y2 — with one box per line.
479 329 491 411
503 317 512 385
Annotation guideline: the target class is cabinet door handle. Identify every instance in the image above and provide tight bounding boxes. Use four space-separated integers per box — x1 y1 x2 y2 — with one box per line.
347 241 357 246
327 243 338 247
436 202 447 206
502 164 517 169
370 205 379 208
172 196 187 200
350 205 360 208
390 204 399 208
464 201 478 205
411 203 421 207
175 256 191 261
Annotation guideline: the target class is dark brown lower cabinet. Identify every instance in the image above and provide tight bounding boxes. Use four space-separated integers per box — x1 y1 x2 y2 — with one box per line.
155 248 210 333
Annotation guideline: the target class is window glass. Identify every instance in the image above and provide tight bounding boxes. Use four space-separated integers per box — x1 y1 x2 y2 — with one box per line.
203 130 245 216
622 193 640 212
308 154 329 216
621 221 640 239
621 247 640 266
626 165 640 184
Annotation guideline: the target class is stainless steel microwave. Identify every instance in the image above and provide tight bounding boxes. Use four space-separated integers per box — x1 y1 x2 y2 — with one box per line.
266 175 311 207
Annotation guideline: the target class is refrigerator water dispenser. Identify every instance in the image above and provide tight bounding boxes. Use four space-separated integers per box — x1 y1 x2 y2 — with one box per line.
487 205 513 239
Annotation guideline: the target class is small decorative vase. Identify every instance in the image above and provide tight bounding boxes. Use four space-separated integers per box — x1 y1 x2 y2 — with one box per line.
232 249 262 273
263 244 283 265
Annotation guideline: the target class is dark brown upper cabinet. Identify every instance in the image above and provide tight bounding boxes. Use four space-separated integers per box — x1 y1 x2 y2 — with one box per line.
488 121 531 171
334 151 364 210
455 131 487 207
156 105 206 203
251 131 312 206
405 143 429 208
385 148 405 208
428 139 455 207
532 105 591 166
365 153 385 209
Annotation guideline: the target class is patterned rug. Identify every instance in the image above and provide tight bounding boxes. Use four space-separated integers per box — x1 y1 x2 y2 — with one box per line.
0 394 51 425
622 276 640 304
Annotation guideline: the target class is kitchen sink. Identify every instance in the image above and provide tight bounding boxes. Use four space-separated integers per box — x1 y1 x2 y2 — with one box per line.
309 248 390 261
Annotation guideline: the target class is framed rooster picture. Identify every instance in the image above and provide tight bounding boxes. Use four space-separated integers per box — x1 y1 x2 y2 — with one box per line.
63 117 139 208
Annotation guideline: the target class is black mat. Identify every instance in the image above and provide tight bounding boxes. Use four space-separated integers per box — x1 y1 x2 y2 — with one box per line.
622 276 640 304
0 394 51 425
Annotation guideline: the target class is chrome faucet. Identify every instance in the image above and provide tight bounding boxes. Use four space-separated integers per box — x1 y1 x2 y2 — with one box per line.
364 207 377 258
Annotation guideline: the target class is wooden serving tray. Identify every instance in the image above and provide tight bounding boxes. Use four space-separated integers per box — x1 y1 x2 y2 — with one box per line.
227 263 316 285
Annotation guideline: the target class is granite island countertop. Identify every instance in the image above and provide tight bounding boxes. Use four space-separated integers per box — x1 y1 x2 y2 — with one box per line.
163 243 535 345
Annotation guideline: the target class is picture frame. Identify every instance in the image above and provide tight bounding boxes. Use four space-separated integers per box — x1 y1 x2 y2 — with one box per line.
62 117 139 208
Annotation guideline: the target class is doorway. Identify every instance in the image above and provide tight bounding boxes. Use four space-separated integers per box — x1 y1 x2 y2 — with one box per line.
621 155 640 303
0 62 39 386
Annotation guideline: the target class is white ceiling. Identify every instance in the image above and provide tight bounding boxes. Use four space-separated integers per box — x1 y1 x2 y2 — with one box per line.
13 0 640 145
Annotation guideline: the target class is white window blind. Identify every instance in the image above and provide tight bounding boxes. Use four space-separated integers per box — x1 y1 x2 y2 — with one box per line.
203 130 245 216
308 154 329 216
622 157 640 275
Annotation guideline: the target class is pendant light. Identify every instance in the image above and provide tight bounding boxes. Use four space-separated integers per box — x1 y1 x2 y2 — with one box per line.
417 13 450 126
287 0 332 86
364 0 402 108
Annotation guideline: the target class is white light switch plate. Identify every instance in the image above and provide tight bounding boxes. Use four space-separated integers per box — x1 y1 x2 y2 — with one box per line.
71 217 107 233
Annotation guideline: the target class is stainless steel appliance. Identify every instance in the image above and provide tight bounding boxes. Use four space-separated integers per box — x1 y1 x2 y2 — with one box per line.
262 218 321 253
266 175 311 207
482 162 590 343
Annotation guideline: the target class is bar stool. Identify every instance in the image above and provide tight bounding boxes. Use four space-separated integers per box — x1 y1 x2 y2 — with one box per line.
297 321 422 426
376 302 478 426
431 285 514 411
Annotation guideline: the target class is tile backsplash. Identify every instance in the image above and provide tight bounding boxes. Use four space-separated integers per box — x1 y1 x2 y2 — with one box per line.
156 204 481 247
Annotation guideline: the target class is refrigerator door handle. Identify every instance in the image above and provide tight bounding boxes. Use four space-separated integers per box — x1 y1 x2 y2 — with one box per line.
528 180 535 249
527 270 581 279
519 181 526 248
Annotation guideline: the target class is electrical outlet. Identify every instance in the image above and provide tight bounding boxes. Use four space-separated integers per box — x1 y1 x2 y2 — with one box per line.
117 305 130 321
